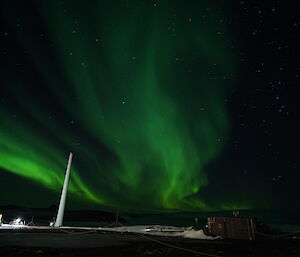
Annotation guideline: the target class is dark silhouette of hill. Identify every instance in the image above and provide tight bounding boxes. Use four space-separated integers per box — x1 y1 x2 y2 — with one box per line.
0 205 125 225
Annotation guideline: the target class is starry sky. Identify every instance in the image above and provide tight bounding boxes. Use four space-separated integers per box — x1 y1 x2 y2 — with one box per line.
0 0 299 212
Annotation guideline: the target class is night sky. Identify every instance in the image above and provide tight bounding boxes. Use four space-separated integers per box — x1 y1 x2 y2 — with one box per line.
0 0 299 212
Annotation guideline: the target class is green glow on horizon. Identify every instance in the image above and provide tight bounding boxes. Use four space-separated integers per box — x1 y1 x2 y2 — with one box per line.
0 0 248 211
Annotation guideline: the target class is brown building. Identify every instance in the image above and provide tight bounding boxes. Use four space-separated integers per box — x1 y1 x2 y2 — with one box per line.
207 217 257 240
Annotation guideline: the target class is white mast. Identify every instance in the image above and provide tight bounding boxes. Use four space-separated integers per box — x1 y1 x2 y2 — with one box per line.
54 152 73 228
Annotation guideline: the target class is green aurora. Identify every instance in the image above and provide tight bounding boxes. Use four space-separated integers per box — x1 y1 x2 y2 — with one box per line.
0 0 248 211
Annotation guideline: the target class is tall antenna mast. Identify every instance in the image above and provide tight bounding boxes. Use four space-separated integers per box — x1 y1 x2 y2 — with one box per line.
54 152 73 228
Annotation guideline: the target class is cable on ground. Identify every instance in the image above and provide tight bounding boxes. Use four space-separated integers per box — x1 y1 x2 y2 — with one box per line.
136 233 223 257
59 227 223 257
257 230 300 238
59 228 97 235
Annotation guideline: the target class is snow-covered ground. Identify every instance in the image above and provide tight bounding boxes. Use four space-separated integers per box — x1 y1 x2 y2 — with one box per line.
102 225 219 240
0 224 219 240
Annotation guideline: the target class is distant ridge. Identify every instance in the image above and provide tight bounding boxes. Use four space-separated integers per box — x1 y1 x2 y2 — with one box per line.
0 205 125 225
